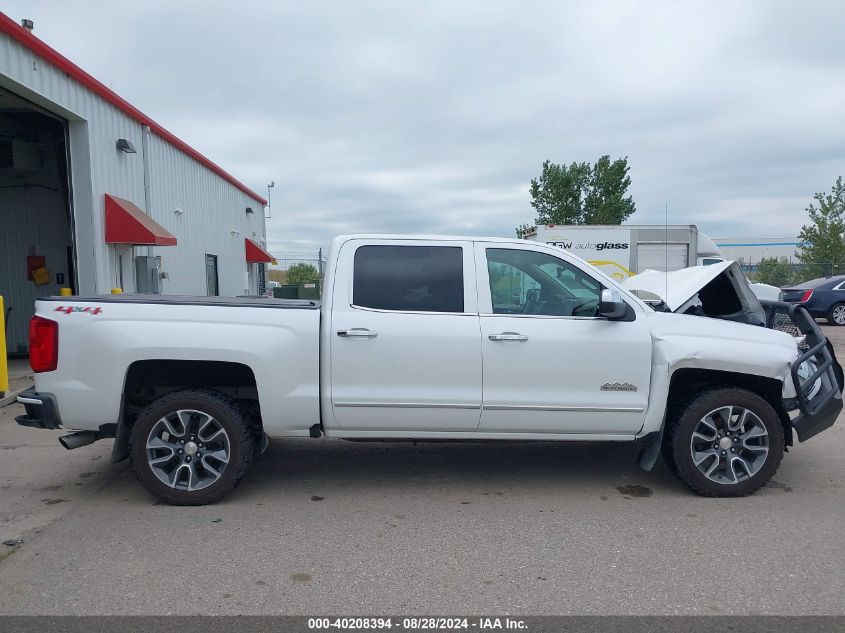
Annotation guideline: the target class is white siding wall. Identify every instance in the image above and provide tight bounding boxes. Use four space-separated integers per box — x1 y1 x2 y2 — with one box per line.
0 32 266 301
144 133 266 296
713 240 801 264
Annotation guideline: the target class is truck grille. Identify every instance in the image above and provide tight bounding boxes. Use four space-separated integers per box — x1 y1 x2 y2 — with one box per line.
761 301 806 349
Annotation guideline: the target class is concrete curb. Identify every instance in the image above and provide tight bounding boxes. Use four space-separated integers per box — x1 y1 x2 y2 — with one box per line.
0 382 33 409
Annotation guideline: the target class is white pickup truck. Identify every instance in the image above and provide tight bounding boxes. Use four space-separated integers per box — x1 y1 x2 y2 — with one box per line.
16 235 842 505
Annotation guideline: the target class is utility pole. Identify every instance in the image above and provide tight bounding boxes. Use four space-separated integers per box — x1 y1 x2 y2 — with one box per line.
318 248 324 279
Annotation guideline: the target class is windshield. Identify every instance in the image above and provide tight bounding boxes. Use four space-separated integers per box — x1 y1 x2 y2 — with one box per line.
797 276 845 289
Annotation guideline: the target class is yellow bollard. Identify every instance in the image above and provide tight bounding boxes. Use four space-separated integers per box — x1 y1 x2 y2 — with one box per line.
59 287 72 297
111 288 122 294
0 296 8 396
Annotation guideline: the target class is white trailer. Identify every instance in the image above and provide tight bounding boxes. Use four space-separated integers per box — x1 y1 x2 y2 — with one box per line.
521 224 724 281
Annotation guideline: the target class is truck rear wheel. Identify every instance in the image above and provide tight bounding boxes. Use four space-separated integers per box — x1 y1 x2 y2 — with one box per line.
663 387 784 497
129 389 254 505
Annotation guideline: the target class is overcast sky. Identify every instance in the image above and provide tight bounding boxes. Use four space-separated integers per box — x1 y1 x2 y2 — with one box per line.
5 1 845 258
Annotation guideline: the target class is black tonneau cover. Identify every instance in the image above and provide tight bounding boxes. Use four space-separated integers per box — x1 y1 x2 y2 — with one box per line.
39 294 320 309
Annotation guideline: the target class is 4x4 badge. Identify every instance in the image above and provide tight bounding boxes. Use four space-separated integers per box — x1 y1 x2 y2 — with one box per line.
601 382 638 392
54 305 102 315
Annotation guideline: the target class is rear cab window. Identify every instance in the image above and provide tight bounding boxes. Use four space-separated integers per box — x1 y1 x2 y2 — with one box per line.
353 245 466 313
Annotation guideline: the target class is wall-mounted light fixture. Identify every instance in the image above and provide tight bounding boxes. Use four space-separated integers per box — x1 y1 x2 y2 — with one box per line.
116 138 137 153
174 207 184 215
245 207 254 215
230 228 241 236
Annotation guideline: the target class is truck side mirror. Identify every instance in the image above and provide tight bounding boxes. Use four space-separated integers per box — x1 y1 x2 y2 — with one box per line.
599 289 627 319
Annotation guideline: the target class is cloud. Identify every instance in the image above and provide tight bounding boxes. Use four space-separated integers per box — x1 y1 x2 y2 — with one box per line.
5 0 845 258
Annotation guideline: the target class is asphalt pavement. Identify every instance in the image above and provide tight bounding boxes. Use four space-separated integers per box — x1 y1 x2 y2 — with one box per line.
0 329 843 615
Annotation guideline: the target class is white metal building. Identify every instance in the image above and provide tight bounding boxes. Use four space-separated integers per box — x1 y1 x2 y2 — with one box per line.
712 237 801 264
0 14 273 355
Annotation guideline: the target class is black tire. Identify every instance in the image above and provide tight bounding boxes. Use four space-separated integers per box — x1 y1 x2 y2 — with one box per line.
129 389 255 505
827 303 845 326
662 387 784 497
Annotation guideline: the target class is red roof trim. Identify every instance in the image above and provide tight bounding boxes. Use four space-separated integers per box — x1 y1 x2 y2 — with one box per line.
0 12 267 206
105 194 178 246
244 238 275 264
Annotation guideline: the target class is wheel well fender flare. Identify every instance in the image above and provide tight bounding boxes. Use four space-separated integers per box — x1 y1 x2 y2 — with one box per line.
637 367 791 472
111 359 260 463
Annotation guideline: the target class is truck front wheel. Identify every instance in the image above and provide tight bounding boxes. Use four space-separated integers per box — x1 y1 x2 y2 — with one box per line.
129 389 255 505
663 387 785 497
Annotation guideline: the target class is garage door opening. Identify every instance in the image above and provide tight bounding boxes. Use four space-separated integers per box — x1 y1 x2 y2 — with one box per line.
0 87 75 356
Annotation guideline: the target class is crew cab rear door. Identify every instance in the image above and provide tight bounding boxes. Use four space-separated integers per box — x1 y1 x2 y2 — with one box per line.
327 238 482 432
474 241 652 435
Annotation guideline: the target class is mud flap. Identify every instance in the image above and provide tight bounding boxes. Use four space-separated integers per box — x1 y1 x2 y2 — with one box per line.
637 429 663 471
110 419 131 463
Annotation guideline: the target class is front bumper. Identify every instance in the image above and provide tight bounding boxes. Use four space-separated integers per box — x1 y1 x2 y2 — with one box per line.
15 390 62 430
764 301 843 441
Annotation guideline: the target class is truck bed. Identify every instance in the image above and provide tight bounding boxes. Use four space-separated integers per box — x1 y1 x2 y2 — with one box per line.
39 295 320 309
31 293 321 435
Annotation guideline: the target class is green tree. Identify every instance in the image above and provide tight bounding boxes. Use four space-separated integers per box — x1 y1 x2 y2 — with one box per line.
286 263 320 285
522 156 635 232
754 257 794 288
583 155 636 224
797 176 845 279
528 159 591 226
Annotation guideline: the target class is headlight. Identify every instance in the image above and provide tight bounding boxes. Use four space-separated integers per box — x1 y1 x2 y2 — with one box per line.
797 360 822 400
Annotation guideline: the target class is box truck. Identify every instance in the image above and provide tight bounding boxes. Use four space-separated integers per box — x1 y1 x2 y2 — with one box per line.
521 224 725 281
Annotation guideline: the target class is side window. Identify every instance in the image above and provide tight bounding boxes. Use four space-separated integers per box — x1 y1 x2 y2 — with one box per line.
486 248 603 317
353 245 464 313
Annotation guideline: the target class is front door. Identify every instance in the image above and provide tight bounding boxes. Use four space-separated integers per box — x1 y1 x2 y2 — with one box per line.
205 254 219 296
328 239 482 432
476 243 652 435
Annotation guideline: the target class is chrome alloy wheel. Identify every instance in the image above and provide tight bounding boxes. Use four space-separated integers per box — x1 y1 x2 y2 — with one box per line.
146 409 230 491
833 305 845 325
689 405 769 484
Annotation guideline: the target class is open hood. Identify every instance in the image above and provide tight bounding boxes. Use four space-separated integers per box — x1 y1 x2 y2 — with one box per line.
623 261 767 326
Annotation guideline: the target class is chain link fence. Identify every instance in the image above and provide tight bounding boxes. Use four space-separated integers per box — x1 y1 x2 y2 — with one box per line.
266 253 328 286
738 260 845 287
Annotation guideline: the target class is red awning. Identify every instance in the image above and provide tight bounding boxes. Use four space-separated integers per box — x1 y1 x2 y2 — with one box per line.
245 238 275 264
104 194 177 246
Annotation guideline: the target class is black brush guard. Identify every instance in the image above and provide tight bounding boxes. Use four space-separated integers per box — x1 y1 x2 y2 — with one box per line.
761 300 843 441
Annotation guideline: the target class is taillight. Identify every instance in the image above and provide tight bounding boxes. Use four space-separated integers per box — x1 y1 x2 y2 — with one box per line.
799 290 814 303
29 316 58 373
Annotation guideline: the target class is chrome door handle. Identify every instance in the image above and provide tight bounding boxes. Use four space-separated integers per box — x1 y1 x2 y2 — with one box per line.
337 328 378 338
488 332 528 342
